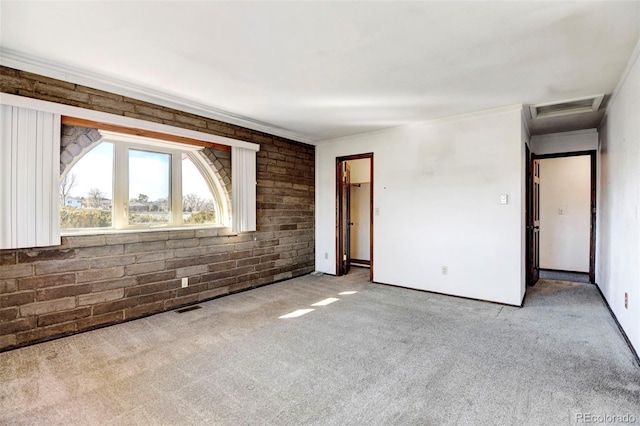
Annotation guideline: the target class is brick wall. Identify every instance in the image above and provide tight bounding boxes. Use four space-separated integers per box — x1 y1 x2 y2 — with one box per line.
0 66 315 350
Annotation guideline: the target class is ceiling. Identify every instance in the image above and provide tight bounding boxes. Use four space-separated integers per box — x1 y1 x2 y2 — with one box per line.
1 1 638 144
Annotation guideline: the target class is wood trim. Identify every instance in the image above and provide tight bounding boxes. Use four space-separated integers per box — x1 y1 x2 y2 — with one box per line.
350 258 371 266
533 150 595 160
369 154 374 282
337 153 373 162
593 284 640 366
525 144 532 286
533 150 597 284
372 279 523 308
61 116 231 151
335 159 343 276
539 268 589 275
589 152 597 284
335 153 374 281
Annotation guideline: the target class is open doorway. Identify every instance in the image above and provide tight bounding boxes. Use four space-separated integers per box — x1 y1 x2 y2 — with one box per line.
527 150 596 285
525 144 540 286
336 153 373 280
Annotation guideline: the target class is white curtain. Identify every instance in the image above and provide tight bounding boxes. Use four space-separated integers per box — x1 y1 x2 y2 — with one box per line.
0 105 61 249
231 146 257 233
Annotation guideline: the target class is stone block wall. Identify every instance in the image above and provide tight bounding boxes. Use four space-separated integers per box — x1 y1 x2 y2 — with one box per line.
0 66 315 350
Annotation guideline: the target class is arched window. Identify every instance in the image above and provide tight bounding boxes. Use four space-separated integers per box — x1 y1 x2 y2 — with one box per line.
59 130 227 231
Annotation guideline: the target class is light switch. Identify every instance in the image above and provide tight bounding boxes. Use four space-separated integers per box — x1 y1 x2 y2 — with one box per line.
375 208 380 216
500 194 508 205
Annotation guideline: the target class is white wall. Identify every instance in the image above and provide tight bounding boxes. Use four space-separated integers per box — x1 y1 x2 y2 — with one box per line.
350 183 370 261
348 158 370 184
539 156 591 272
597 43 640 354
347 159 371 261
531 129 598 155
316 106 525 306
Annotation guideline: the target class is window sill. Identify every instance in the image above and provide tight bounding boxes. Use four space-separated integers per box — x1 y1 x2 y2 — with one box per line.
61 224 235 237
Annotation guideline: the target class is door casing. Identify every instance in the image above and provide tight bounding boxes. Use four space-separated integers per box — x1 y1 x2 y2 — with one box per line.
336 153 373 280
528 150 597 284
525 145 538 286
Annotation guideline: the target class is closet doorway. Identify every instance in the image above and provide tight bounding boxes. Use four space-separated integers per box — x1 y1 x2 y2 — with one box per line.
336 153 373 280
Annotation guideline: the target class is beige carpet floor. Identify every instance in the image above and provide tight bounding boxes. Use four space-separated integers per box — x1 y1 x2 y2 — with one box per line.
1 268 639 425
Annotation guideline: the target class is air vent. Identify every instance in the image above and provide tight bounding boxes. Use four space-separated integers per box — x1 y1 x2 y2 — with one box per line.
175 305 202 313
530 95 604 119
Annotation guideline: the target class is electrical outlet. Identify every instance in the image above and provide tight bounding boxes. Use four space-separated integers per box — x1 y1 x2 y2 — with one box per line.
324 252 328 260
442 266 448 276
182 277 188 288
625 292 628 309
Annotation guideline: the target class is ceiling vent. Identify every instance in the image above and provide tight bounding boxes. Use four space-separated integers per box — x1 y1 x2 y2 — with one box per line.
530 94 604 119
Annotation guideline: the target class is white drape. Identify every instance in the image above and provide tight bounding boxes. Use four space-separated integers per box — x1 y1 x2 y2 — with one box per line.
0 105 61 249
231 146 257 233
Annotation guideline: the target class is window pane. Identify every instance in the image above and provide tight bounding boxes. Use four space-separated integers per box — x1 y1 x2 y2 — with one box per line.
182 154 218 225
59 142 114 229
128 149 170 225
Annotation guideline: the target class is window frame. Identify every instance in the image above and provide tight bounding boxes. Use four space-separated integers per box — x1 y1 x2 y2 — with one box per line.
61 131 227 233
114 142 178 229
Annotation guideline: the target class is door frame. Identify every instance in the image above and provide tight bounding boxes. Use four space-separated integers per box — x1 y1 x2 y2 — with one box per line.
336 153 374 281
525 144 535 286
531 150 597 283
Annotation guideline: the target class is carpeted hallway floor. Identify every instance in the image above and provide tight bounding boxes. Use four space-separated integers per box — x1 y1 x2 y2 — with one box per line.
1 268 639 425
539 269 591 284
